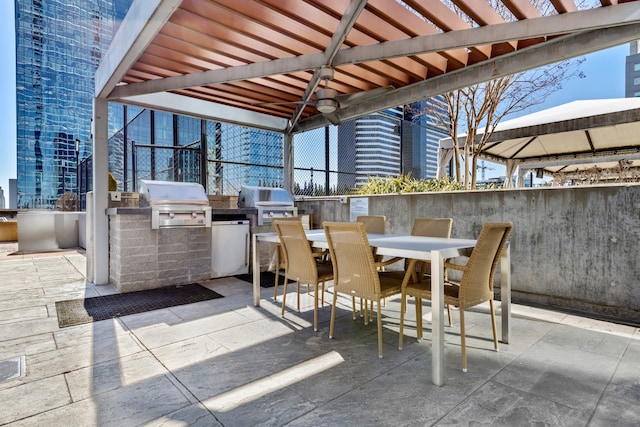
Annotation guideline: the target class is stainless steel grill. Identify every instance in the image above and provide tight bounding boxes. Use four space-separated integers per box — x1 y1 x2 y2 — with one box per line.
139 180 212 229
237 186 297 225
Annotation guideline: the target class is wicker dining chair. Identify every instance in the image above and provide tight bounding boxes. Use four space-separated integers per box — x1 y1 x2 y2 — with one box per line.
323 221 410 358
272 217 304 301
398 222 512 372
355 215 386 234
407 217 454 325
273 219 333 332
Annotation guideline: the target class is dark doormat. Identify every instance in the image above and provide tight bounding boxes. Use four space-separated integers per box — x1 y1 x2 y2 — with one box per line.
234 271 293 288
55 284 224 328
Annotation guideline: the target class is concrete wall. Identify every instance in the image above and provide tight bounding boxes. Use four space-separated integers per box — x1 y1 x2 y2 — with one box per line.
297 184 640 325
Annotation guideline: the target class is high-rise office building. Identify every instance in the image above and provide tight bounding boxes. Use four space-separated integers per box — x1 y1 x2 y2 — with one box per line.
625 41 640 97
337 100 449 190
403 97 450 179
15 0 132 209
337 107 403 189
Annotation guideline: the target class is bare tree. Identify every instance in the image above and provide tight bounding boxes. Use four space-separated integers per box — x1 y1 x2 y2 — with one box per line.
415 0 586 189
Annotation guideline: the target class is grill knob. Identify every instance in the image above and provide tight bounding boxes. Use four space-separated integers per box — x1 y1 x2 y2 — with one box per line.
169 212 175 218
191 212 197 218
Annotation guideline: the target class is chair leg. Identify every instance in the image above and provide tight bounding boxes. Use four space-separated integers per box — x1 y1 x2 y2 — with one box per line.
490 299 499 351
376 297 383 358
296 281 301 311
351 296 357 320
447 304 452 326
329 292 338 339
321 280 325 306
414 296 421 342
460 307 467 373
281 277 289 317
313 281 319 332
399 293 406 350
274 246 281 301
360 300 369 325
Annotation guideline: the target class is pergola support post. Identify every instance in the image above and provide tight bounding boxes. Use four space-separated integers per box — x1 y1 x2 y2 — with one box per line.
91 98 110 285
283 133 294 193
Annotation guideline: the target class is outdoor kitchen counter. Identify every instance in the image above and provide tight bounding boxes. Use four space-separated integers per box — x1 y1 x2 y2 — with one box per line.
107 207 257 293
107 207 258 216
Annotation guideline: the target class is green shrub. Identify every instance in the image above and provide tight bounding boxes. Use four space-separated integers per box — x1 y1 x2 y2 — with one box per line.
355 174 464 195
108 172 118 192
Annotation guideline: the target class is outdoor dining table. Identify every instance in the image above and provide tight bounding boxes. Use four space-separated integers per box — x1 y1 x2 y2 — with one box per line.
252 229 511 386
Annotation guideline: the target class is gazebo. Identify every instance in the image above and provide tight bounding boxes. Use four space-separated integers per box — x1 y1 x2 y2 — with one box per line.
437 98 640 187
91 0 640 285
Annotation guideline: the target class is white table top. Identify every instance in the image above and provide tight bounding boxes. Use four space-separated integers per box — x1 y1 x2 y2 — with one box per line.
255 229 476 259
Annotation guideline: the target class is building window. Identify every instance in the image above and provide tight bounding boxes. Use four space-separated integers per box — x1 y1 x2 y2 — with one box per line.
634 63 640 72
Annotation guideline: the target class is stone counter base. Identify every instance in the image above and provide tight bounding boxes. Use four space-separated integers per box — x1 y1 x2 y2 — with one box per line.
109 214 211 293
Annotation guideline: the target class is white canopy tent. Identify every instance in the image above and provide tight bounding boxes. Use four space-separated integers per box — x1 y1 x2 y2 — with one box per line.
438 98 640 187
90 0 640 284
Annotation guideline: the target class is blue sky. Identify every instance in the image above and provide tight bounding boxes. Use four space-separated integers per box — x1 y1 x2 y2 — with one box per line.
0 1 629 200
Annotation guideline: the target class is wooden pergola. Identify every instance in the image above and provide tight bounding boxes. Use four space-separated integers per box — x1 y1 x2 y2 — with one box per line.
91 0 640 284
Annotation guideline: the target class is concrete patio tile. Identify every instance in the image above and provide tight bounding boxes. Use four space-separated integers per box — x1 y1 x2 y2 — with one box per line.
491 326 622 412
0 304 48 325
138 403 223 426
287 360 452 427
0 317 61 342
150 334 231 371
206 316 297 352
0 332 56 361
560 313 639 337
435 380 591 427
0 375 71 425
589 341 640 427
121 307 257 350
25 325 144 381
53 317 133 349
65 351 169 402
8 375 193 427
171 331 328 403
540 323 630 359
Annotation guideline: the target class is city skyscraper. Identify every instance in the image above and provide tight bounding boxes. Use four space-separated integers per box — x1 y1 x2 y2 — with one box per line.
14 0 131 209
625 41 640 97
336 101 449 190
403 96 450 179
337 107 403 190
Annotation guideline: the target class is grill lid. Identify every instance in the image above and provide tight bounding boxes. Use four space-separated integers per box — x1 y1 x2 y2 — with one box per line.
139 180 209 207
238 186 294 208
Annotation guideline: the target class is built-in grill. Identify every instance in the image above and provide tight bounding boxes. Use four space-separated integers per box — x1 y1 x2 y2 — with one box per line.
237 186 297 225
139 180 212 229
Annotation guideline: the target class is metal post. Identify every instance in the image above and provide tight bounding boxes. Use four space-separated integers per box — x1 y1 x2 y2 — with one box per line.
325 126 330 195
75 138 80 195
131 140 137 191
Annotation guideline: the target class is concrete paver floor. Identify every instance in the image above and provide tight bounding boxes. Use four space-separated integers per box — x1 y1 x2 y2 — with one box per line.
0 243 639 426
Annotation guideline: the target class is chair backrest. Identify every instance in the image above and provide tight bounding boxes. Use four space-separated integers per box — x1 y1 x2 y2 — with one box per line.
411 218 453 238
270 216 301 231
458 222 513 306
273 219 317 283
323 221 381 299
356 215 386 234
